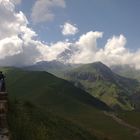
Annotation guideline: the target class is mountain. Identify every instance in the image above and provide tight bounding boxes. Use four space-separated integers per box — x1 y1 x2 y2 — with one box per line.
2 67 139 140
63 62 140 110
56 45 78 63
111 65 140 110
24 60 70 74
111 65 140 81
24 60 80 77
24 61 140 110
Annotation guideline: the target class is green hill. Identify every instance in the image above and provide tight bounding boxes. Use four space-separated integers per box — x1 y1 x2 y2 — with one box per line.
5 67 109 111
64 62 140 110
1 67 140 140
8 100 97 140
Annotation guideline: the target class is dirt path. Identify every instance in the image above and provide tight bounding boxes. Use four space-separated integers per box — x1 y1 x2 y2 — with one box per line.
103 111 140 137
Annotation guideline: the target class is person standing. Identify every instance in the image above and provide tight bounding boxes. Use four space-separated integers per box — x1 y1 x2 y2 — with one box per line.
0 71 5 92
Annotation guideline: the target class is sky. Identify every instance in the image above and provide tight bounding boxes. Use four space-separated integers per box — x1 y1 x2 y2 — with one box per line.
0 0 140 68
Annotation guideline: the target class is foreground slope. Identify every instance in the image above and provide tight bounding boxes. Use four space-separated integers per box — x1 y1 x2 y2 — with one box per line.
1 67 140 140
64 62 140 110
5 67 109 111
8 101 97 140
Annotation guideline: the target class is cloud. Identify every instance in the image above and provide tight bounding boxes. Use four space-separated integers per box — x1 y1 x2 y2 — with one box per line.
38 41 71 62
11 0 21 5
69 31 103 63
31 0 66 24
61 22 79 35
45 33 140 70
1 0 140 69
131 50 140 70
0 36 23 59
0 0 42 66
95 35 131 66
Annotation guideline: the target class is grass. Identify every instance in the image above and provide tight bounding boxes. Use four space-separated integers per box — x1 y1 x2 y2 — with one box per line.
8 100 97 140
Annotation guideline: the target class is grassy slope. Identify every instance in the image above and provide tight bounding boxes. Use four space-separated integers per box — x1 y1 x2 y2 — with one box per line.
8 101 97 140
1 67 139 140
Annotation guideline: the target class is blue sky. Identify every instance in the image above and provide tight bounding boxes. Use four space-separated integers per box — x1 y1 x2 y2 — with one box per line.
17 0 140 51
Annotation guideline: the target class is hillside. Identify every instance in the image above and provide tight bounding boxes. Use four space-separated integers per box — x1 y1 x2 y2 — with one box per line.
8 101 97 140
63 62 140 110
1 67 140 140
111 65 140 81
5 67 109 111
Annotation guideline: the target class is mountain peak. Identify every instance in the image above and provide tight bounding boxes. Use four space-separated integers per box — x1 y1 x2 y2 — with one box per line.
89 61 110 71
91 61 104 65
72 61 113 78
64 61 139 110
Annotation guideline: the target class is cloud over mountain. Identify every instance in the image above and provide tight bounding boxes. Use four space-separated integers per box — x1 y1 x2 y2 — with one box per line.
0 0 140 69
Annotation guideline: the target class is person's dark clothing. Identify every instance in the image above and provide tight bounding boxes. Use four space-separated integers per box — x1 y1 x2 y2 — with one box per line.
0 73 5 80
0 73 5 92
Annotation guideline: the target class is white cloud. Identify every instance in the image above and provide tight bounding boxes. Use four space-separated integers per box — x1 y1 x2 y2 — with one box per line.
38 41 71 61
0 0 42 66
31 0 66 24
61 22 79 35
44 33 140 70
95 35 131 66
0 36 23 59
131 50 140 70
69 31 103 63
